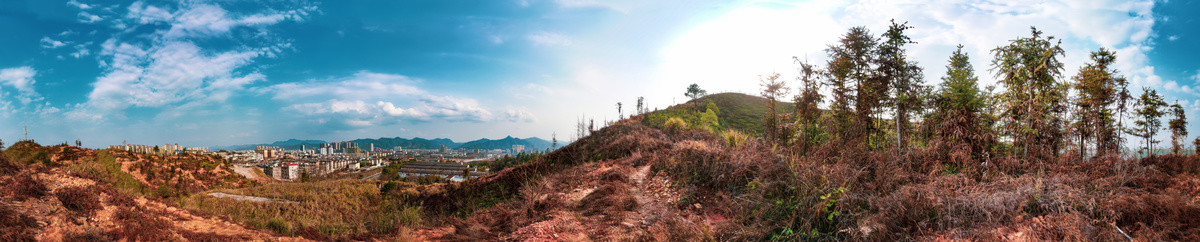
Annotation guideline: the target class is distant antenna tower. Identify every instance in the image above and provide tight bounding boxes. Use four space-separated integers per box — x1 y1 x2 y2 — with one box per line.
23 125 28 141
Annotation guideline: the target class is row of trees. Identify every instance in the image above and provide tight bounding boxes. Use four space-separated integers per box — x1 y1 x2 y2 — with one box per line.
755 22 1190 161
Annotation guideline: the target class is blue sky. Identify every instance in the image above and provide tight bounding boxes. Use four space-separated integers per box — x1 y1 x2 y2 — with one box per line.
0 0 1197 149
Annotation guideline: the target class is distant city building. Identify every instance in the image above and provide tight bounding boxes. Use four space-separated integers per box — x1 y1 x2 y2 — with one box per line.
512 145 524 154
264 162 301 180
255 146 281 159
439 144 447 154
109 144 154 153
321 142 358 152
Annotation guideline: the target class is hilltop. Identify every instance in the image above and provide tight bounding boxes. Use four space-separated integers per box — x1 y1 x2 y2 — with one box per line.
648 92 795 135
458 136 554 151
0 141 286 240
400 118 1200 240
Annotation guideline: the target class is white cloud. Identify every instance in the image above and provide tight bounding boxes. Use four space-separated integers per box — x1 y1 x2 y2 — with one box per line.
0 66 40 104
78 12 103 23
269 71 498 124
1169 35 1179 41
265 71 423 101
67 0 93 10
69 1 313 119
527 31 573 46
504 107 538 122
554 0 630 14
70 43 91 58
125 1 316 39
40 37 67 49
87 40 263 111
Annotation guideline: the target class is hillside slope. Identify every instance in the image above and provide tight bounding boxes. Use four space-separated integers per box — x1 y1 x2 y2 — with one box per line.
403 117 1200 240
0 141 298 241
650 92 795 135
458 136 553 151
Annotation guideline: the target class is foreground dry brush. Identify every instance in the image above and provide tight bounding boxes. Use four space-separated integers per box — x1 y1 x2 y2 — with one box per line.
409 120 1199 241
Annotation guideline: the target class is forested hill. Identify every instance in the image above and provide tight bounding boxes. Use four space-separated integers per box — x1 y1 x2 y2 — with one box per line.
350 137 461 150
457 136 553 151
647 92 795 135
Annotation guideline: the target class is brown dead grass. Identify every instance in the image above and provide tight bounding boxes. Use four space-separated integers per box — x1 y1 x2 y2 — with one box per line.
408 120 1200 241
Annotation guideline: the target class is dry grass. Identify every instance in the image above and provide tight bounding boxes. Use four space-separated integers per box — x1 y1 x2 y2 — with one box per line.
0 203 39 241
3 173 49 201
416 120 1200 240
112 206 175 241
180 179 407 239
55 186 103 216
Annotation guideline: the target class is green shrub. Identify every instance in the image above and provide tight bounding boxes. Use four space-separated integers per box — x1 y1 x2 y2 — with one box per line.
398 206 422 227
266 218 291 235
664 117 688 131
63 151 148 195
721 129 750 148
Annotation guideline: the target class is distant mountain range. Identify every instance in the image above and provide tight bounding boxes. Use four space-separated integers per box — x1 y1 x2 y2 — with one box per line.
213 136 556 151
458 136 553 151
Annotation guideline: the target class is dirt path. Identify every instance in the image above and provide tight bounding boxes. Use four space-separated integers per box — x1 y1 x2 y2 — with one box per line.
208 192 296 204
232 165 271 181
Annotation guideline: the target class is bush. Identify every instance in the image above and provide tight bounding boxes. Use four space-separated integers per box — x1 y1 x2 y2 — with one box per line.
721 129 750 148
113 207 173 241
397 206 422 227
0 204 38 241
266 218 290 235
664 117 688 131
5 174 49 201
56 186 102 215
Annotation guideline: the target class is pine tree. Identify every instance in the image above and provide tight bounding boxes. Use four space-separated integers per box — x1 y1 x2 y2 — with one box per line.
760 72 789 143
616 102 623 119
1169 102 1187 154
1193 137 1200 155
1128 88 1166 156
1070 48 1124 158
931 45 991 162
792 58 824 153
878 20 926 152
991 27 1068 160
825 26 877 145
636 97 645 115
685 84 707 109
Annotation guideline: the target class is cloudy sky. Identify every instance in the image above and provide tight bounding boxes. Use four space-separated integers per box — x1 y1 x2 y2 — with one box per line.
0 0 1197 148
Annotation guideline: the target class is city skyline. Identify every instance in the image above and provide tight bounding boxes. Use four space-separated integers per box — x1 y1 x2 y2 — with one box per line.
1 0 1199 148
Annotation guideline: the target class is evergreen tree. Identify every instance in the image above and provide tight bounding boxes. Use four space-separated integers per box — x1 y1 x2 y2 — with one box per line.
685 84 707 109
825 26 878 145
616 102 623 119
760 72 788 143
1070 48 1124 158
991 27 1068 160
1193 137 1200 155
1128 88 1166 155
792 58 824 153
1169 102 1187 154
878 20 926 152
931 45 991 162
636 97 645 115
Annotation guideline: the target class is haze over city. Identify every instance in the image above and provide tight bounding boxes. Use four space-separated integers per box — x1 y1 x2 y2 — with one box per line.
1 0 1197 149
